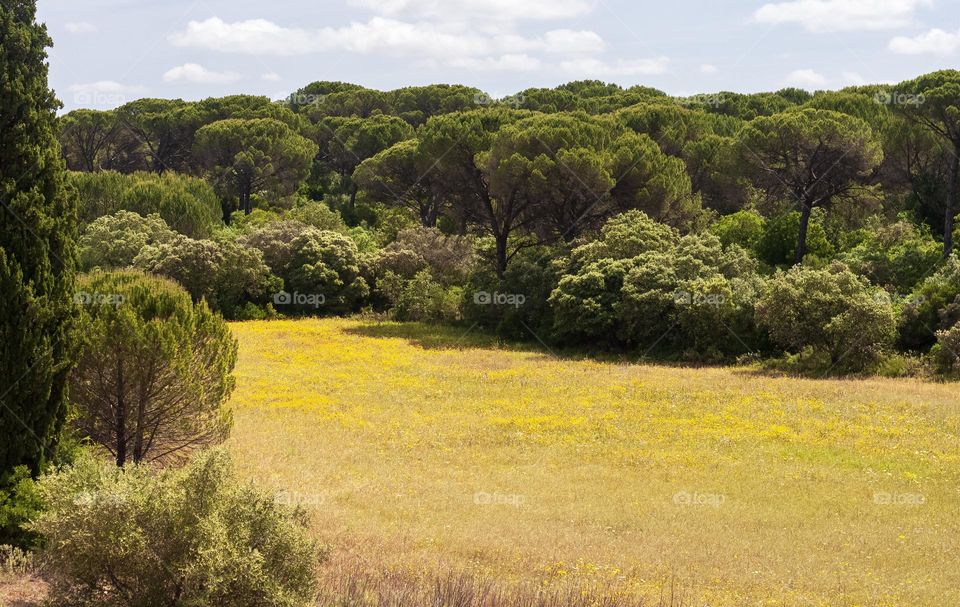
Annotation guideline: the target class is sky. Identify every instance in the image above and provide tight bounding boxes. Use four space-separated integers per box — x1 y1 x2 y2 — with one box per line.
38 0 960 111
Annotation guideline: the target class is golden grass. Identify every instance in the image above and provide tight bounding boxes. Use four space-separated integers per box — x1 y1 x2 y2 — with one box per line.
227 318 960 607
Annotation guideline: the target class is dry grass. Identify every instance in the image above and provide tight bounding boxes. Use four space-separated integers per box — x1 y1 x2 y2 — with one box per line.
227 318 960 607
0 547 45 607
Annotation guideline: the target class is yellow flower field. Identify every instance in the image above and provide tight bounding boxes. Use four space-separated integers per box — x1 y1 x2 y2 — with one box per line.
227 318 960 607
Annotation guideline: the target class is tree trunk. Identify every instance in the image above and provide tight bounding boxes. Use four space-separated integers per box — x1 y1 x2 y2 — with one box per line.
945 149 959 258
241 186 252 215
115 360 126 467
495 234 508 279
133 390 147 465
795 203 812 266
348 182 358 215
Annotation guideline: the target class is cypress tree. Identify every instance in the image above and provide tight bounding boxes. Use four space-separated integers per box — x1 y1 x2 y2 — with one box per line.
0 0 77 493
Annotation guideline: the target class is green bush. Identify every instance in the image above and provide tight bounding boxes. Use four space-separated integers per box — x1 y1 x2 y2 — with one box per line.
381 270 463 322
282 230 371 315
78 211 176 271
288 200 348 233
71 171 223 238
756 263 897 372
32 449 319 607
842 219 942 292
134 235 280 318
241 220 315 275
549 213 764 359
711 210 766 251
0 467 42 549
571 210 678 266
932 322 960 375
899 256 960 350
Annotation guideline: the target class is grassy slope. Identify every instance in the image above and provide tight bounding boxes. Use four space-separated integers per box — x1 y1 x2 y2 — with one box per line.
228 318 960 607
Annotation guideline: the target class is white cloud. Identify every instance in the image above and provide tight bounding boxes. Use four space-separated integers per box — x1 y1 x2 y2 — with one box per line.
65 22 98 34
347 0 595 21
261 72 282 81
447 54 542 71
784 69 828 88
169 17 606 72
754 0 931 32
170 17 603 58
700 64 718 74
162 63 242 84
560 57 670 77
541 29 605 54
890 28 960 55
67 80 145 94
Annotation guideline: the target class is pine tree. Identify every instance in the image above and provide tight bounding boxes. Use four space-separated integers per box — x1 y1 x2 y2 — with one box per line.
0 1 77 492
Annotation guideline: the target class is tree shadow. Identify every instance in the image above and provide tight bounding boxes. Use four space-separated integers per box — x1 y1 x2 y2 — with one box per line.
344 321 547 354
343 320 732 371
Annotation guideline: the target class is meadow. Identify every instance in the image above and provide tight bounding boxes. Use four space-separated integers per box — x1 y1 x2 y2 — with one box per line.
226 318 960 607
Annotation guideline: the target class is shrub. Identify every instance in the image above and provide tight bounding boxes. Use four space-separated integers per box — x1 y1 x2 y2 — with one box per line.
464 244 564 340
241 220 314 275
842 219 942 292
756 263 897 372
135 235 280 318
899 256 960 350
283 230 371 315
78 211 176 271
71 171 223 238
0 467 42 549
711 210 766 250
550 222 763 359
387 228 476 286
32 449 319 607
571 210 678 266
71 271 237 466
381 270 463 322
932 322 960 375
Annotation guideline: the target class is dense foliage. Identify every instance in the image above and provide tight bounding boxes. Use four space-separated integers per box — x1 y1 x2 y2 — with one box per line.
49 71 960 376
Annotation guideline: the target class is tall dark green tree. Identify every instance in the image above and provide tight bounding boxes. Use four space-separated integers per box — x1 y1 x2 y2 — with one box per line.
738 109 882 264
0 0 77 524
895 71 960 257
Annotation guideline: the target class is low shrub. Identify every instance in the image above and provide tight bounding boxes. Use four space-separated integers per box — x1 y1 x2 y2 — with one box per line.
32 449 320 607
932 322 960 376
756 262 897 373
